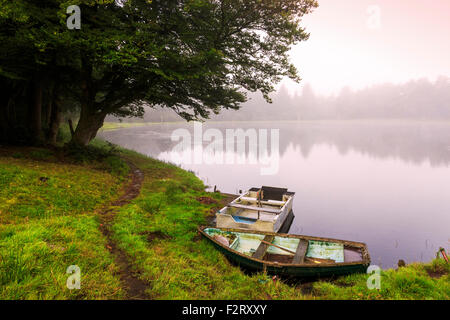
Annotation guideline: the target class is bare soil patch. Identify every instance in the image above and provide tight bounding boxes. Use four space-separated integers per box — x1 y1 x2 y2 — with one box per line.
143 230 172 243
98 158 149 300
426 268 447 279
196 196 218 205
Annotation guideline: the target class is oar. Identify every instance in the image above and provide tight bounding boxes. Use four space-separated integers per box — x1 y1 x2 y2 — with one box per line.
259 240 335 264
305 257 335 264
260 239 296 255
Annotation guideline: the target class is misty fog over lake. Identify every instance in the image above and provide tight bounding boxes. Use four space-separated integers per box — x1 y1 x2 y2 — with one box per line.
100 120 450 269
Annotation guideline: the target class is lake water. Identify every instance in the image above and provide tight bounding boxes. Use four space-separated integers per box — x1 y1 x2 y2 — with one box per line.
99 121 450 269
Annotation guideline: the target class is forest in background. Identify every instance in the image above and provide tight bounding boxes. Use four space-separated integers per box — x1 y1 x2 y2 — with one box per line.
112 76 450 122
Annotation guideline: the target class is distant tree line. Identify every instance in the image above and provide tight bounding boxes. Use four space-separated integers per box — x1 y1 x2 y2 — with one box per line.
110 76 450 123
211 77 450 121
0 0 318 146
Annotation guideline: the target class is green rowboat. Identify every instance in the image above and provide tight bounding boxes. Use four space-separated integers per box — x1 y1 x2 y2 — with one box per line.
198 226 371 278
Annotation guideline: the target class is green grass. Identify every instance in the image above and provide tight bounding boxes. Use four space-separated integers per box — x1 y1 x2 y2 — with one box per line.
109 152 303 299
101 122 153 131
312 259 449 300
0 136 448 300
0 153 126 299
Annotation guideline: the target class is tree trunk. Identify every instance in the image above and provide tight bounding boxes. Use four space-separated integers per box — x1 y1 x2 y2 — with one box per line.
0 81 21 144
45 83 55 128
0 82 8 142
70 62 107 147
0 104 8 143
47 93 62 145
29 77 45 144
71 104 107 146
68 119 75 137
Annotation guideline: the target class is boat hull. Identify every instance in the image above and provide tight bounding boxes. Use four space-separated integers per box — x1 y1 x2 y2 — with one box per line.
208 238 368 277
199 226 370 278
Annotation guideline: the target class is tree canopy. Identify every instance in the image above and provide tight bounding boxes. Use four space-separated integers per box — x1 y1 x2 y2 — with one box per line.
0 0 318 146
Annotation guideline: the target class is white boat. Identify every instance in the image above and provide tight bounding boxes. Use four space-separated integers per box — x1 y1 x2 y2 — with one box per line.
216 186 295 232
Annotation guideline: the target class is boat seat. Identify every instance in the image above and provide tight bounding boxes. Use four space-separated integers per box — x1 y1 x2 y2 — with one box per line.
252 235 274 260
262 186 288 201
232 216 257 224
292 239 309 264
228 203 281 214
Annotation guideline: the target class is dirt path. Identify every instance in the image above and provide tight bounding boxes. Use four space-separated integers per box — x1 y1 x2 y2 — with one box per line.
98 158 148 300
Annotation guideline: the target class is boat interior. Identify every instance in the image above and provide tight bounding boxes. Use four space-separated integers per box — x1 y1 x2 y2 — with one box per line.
204 228 364 264
222 187 294 224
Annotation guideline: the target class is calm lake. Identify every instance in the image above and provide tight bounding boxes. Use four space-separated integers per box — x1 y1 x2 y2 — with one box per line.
99 121 450 269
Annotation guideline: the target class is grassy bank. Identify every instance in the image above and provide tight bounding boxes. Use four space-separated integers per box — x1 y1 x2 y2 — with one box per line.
101 122 153 131
0 147 126 299
0 140 448 299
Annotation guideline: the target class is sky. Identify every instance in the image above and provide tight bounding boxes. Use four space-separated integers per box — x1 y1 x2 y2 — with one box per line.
283 0 450 96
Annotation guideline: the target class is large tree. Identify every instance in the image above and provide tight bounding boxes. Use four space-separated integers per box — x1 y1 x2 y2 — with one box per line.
0 0 103 144
0 0 318 146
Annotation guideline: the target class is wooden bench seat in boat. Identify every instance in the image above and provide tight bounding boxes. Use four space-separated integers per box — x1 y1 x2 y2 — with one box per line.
228 203 281 214
239 197 286 206
230 208 258 224
292 239 309 264
252 235 275 260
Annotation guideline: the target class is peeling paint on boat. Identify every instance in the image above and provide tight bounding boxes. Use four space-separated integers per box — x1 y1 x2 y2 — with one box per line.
306 241 345 263
267 237 300 255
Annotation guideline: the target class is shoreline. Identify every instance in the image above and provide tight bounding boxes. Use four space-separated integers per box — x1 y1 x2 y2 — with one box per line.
101 119 450 132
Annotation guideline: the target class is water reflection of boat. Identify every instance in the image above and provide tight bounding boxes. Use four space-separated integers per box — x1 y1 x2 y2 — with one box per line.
199 226 371 278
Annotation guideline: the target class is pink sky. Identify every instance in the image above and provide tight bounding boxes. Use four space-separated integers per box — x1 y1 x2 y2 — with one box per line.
283 0 450 95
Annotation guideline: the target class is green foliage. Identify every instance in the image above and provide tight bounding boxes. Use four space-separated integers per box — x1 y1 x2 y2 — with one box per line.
62 141 129 177
139 194 165 214
29 149 55 161
0 245 30 286
12 152 25 159
104 156 129 178
1 0 318 146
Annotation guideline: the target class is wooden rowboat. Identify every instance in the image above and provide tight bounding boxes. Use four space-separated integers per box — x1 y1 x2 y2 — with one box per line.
198 226 371 278
216 186 295 233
